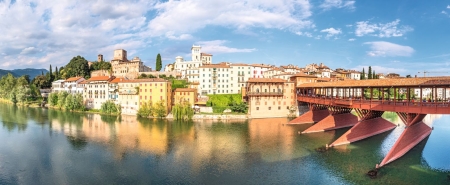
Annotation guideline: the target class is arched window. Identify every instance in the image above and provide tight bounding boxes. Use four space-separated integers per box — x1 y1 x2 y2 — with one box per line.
256 88 260 93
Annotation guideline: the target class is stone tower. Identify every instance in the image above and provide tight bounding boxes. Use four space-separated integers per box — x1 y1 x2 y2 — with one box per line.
98 54 103 62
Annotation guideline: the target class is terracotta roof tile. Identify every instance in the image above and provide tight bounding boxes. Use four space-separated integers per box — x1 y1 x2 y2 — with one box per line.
174 88 197 92
118 78 169 83
65 76 83 82
87 76 115 81
201 53 213 56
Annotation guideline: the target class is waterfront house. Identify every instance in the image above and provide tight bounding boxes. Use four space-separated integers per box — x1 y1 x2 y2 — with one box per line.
245 78 296 118
64 76 86 94
83 76 116 109
137 78 173 116
173 88 197 106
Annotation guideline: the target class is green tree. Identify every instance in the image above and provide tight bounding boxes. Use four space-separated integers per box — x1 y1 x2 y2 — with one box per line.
90 61 112 71
49 64 53 82
153 100 167 118
372 70 376 79
49 93 58 106
55 66 59 80
368 66 372 79
172 101 194 121
100 100 120 114
406 74 412 78
156 53 162 71
57 91 69 109
65 56 91 79
32 75 49 89
137 100 153 117
361 68 365 80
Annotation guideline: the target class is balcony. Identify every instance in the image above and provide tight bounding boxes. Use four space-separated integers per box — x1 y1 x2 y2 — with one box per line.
238 73 244 76
246 92 283 96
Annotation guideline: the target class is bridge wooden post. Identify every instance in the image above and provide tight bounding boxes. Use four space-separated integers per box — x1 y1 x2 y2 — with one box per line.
288 103 329 124
301 106 358 133
377 113 431 168
328 109 396 147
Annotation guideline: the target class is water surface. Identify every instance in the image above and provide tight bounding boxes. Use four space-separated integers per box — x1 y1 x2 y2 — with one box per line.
0 104 449 184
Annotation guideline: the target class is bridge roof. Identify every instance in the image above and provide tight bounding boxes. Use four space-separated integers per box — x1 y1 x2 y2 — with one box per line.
298 77 450 88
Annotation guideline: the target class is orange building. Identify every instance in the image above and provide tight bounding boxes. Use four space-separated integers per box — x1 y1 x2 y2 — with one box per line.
137 78 172 115
245 78 296 118
173 88 197 106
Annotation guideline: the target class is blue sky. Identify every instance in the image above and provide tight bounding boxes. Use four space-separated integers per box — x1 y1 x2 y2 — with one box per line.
1 0 450 76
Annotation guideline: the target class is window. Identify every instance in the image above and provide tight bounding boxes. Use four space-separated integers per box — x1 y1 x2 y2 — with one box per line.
278 106 281 110
268 107 271 110
287 106 290 109
256 107 259 110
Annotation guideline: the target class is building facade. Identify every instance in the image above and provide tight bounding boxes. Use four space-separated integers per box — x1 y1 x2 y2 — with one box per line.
83 76 116 109
245 78 296 118
110 49 152 79
137 78 173 115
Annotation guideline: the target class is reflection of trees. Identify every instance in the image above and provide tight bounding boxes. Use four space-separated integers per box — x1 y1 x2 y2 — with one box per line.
0 103 29 132
47 108 84 129
100 114 119 125
66 135 88 150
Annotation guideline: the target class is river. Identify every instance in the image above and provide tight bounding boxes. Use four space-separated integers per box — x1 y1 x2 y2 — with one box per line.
0 103 449 184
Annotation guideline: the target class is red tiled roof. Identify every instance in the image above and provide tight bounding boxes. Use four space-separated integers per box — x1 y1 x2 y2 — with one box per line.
247 78 286 83
110 77 127 83
292 72 317 78
201 53 213 56
65 76 83 82
87 76 115 81
174 88 197 92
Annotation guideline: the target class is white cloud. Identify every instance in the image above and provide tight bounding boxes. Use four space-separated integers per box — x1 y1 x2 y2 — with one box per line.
348 38 355 41
355 19 413 38
447 5 450 9
147 0 314 38
320 0 355 11
295 31 313 37
442 11 448 15
364 41 414 57
196 40 256 54
0 0 152 69
320 27 342 38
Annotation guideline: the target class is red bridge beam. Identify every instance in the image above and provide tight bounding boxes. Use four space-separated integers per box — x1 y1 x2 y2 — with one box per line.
302 107 358 134
288 103 329 124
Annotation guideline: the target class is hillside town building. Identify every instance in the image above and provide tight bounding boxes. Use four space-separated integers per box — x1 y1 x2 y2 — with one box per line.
110 49 152 79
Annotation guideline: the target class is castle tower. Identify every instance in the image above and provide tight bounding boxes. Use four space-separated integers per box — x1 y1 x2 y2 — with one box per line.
113 49 127 62
191 45 201 61
98 54 103 62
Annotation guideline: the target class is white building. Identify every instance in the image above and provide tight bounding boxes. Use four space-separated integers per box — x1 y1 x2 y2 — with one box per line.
229 63 252 94
64 77 86 94
83 76 116 109
51 80 66 93
198 64 231 95
173 45 213 79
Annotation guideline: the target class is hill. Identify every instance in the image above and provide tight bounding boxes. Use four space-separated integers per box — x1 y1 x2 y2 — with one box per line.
11 68 48 79
0 68 48 79
0 69 19 78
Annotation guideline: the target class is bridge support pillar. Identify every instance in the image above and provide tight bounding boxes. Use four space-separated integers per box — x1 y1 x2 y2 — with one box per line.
288 103 329 124
328 110 396 147
302 106 358 133
377 113 431 168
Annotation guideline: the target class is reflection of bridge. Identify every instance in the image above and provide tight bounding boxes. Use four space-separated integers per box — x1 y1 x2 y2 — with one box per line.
290 77 450 168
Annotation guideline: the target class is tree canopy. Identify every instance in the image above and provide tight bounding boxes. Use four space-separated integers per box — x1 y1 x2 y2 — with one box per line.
64 56 90 79
90 61 111 71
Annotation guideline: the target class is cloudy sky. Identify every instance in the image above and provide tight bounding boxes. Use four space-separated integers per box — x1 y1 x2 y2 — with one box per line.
1 0 450 76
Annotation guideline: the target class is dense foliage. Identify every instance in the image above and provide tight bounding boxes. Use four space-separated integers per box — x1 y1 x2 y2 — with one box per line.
206 94 247 113
62 56 90 79
90 61 112 71
137 100 167 118
172 101 194 121
48 92 84 111
137 101 153 117
100 100 121 114
0 73 39 104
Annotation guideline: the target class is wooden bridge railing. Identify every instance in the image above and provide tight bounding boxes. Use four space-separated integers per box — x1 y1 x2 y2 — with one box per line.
297 95 450 114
